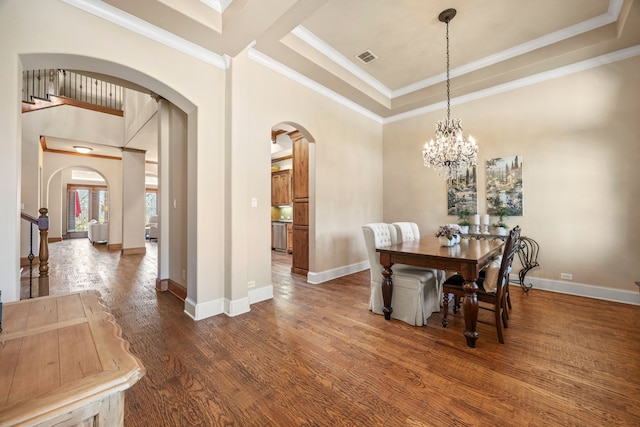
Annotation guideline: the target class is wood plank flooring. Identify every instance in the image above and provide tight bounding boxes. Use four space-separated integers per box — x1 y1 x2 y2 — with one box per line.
25 238 640 426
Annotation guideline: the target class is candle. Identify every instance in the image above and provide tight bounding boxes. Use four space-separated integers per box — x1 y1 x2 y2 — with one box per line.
473 214 480 225
483 214 490 225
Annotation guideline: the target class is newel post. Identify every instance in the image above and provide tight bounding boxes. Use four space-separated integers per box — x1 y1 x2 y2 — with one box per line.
38 208 49 278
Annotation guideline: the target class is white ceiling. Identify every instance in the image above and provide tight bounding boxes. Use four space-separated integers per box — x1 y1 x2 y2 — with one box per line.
48 0 638 159
42 113 158 165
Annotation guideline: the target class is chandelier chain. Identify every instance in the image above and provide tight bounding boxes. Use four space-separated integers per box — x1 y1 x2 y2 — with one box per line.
446 18 450 122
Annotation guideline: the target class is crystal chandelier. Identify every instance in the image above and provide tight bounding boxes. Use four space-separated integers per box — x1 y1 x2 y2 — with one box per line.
423 8 477 180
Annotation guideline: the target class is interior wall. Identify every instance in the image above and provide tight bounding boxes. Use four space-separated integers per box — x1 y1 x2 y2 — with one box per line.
124 89 158 143
242 49 384 290
383 55 640 294
168 104 188 286
121 150 146 251
1 0 226 308
48 172 63 239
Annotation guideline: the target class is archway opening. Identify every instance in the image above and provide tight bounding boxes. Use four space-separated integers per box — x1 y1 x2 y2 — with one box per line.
270 122 315 276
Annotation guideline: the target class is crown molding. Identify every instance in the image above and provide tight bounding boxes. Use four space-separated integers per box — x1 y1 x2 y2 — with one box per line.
250 44 639 125
63 0 230 70
200 0 233 14
248 48 384 124
385 45 640 123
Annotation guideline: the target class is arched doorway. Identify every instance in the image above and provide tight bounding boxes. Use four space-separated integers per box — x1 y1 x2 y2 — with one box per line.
46 165 111 243
19 54 194 303
270 122 315 276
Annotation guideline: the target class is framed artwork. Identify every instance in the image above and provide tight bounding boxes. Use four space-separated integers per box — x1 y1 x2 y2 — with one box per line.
485 155 523 216
447 165 478 215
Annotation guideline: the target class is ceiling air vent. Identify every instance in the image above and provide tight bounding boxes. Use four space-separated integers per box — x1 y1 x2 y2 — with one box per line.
356 50 377 64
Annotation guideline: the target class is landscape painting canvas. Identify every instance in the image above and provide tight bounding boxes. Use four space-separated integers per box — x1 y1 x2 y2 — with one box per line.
485 155 523 216
447 165 478 215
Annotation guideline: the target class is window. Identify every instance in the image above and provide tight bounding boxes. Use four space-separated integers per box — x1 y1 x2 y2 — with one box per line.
145 190 157 224
68 185 108 232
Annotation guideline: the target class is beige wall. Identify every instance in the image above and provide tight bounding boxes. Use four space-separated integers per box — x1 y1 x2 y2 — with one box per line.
383 55 640 296
168 104 188 287
121 150 146 250
241 49 384 291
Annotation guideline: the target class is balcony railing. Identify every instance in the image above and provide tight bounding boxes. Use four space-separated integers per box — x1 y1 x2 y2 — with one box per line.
23 69 123 110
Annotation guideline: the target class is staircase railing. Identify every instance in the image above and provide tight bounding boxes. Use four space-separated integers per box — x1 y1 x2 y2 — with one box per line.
20 208 50 298
22 69 123 110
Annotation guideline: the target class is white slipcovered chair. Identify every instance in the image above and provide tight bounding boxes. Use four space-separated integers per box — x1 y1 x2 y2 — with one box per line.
147 215 159 240
392 221 421 242
362 223 441 326
393 222 446 288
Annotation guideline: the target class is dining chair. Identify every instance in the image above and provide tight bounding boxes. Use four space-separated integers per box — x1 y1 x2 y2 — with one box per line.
393 221 446 295
392 222 421 242
441 225 521 343
362 223 441 326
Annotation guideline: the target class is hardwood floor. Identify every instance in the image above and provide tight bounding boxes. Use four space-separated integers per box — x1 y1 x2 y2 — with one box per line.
25 239 640 426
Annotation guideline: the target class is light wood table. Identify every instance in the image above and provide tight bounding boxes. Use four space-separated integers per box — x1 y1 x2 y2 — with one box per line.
377 237 504 348
0 291 145 426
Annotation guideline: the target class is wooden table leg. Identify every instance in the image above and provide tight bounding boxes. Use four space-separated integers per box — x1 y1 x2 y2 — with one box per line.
462 276 480 348
380 254 393 320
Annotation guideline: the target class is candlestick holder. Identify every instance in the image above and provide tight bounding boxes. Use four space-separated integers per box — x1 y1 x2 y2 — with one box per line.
482 224 490 234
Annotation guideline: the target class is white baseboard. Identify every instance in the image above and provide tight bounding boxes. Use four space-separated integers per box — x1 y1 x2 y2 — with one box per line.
249 285 274 304
511 274 640 306
308 262 640 306
226 296 250 317
307 260 369 284
183 296 225 320
183 286 274 320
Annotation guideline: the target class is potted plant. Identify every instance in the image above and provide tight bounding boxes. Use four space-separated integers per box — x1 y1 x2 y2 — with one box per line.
435 224 462 246
457 208 471 234
492 204 508 236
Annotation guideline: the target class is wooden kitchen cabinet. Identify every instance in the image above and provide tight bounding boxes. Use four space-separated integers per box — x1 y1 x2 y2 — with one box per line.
271 169 292 206
291 137 309 275
287 222 293 254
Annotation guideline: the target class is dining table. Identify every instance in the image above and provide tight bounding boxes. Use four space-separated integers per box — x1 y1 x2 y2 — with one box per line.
377 236 504 348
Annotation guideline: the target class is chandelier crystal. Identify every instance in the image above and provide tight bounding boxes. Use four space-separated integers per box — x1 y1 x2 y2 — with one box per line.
423 8 477 180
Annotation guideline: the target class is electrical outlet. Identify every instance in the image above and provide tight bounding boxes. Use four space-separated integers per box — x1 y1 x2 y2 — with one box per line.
248 280 255 288
560 273 573 280
251 197 258 207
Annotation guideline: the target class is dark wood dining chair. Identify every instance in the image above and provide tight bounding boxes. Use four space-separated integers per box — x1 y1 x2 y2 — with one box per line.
441 226 521 344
